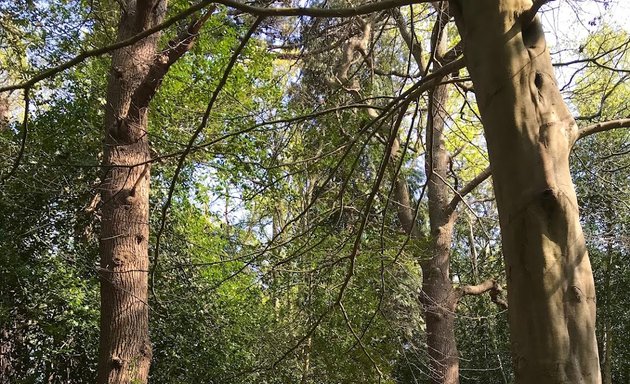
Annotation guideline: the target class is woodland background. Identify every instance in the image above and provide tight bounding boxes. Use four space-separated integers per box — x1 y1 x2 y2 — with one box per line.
0 0 628 383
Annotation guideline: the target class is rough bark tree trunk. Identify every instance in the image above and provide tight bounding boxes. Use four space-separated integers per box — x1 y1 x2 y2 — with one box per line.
391 8 498 382
451 0 601 382
391 8 463 382
393 79 498 384
98 2 166 383
97 2 208 381
421 81 460 384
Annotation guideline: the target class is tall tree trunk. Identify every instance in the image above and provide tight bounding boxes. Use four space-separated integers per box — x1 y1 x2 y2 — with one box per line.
98 1 167 382
391 80 470 384
451 0 601 382
391 10 489 381
392 7 462 381
421 81 460 384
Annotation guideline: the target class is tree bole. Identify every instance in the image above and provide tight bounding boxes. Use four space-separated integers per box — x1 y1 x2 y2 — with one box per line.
452 0 601 382
98 2 167 382
421 80 461 384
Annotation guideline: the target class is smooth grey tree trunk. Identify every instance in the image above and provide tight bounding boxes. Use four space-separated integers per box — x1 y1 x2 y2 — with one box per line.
451 0 601 382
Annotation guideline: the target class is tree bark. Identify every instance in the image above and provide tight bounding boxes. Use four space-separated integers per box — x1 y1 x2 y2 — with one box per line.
391 77 464 384
391 8 469 382
421 80 461 384
98 1 167 383
451 0 601 382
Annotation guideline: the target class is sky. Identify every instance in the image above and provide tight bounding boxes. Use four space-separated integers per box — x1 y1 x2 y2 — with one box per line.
542 0 630 48
537 0 629 96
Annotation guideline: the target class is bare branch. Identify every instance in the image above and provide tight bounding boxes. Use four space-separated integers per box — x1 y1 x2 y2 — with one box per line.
426 1 450 70
270 39 347 60
391 7 426 73
335 17 374 89
217 0 431 18
457 279 508 310
446 166 491 214
406 57 466 99
519 0 555 28
553 39 630 69
373 68 420 78
459 279 496 296
132 10 214 110
575 118 630 143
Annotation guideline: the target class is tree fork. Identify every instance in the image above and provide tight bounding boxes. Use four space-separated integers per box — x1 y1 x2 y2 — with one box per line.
98 1 209 382
98 0 163 376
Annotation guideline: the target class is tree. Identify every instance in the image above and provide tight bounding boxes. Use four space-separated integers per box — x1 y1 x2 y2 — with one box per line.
449 0 623 381
97 2 166 381
98 1 210 382
389 6 504 383
280 6 502 382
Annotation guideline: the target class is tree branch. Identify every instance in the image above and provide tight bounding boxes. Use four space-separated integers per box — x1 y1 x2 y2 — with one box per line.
335 17 374 89
459 279 496 295
131 9 214 110
374 68 420 78
406 57 466 99
457 279 508 309
217 0 430 18
446 166 491 214
270 39 347 60
519 0 554 28
426 1 450 68
391 7 426 74
575 118 630 143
